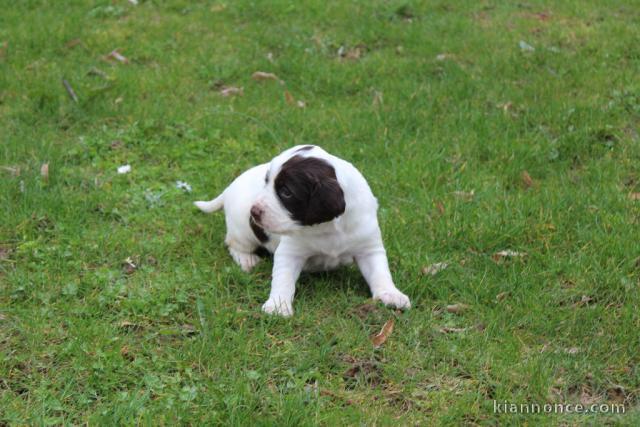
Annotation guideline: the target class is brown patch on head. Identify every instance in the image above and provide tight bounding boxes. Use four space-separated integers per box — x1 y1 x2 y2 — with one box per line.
274 155 346 226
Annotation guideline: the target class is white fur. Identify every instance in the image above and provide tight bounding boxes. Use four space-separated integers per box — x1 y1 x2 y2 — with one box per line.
195 145 411 316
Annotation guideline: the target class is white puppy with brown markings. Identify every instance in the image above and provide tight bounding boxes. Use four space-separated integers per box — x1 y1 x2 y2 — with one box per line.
195 145 411 316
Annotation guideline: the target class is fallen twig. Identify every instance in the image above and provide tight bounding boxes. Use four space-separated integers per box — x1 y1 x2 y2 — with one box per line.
62 78 78 102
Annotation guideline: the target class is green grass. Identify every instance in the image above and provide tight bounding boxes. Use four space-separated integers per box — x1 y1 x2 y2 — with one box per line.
1 0 639 424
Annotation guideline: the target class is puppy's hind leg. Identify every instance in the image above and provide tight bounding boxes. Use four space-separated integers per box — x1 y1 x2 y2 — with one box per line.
228 245 261 272
225 233 260 273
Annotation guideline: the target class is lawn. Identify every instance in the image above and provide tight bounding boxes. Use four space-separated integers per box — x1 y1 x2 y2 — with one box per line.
1 0 639 424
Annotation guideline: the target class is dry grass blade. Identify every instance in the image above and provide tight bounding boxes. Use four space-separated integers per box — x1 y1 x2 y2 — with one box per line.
219 86 243 97
106 49 129 64
446 303 470 314
492 250 527 262
1 166 20 177
40 163 49 181
62 79 78 102
372 90 383 107
496 291 509 302
252 71 278 81
439 326 468 333
87 67 108 79
422 262 449 276
453 190 475 201
371 319 395 348
118 320 143 330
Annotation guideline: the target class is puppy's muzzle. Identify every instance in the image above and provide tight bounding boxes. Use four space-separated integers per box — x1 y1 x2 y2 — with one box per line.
250 204 264 224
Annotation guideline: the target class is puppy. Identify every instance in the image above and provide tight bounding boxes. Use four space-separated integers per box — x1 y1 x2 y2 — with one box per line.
195 145 411 316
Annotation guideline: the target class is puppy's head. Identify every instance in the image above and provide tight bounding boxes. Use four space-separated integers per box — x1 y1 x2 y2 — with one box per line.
251 150 346 234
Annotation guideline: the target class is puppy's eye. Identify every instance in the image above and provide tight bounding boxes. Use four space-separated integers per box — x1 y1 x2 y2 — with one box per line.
278 186 293 199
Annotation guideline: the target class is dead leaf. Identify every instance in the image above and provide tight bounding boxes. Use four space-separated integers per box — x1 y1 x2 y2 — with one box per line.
345 47 362 60
105 49 129 64
446 303 470 314
371 319 395 348
439 326 468 334
0 41 7 59
65 38 82 49
422 262 449 276
252 71 278 81
40 163 49 181
284 90 295 105
219 86 243 97
122 257 137 275
453 190 475 201
283 90 305 108
628 192 640 201
492 250 527 262
110 140 123 149
496 291 509 302
521 170 534 188
120 345 135 361
435 201 445 215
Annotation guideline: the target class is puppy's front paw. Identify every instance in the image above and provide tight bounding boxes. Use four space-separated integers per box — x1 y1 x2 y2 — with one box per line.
374 290 411 310
262 298 294 317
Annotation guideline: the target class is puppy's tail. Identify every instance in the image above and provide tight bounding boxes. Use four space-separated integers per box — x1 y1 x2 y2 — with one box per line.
194 193 224 213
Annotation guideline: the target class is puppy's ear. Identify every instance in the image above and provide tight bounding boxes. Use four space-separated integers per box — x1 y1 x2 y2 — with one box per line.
305 177 346 225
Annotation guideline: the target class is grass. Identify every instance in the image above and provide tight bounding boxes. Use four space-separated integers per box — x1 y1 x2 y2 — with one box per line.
1 0 639 424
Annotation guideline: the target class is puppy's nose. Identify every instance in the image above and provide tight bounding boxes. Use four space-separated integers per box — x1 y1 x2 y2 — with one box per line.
250 205 263 222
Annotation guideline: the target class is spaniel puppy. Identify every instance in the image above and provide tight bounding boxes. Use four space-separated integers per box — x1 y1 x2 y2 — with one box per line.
195 145 411 316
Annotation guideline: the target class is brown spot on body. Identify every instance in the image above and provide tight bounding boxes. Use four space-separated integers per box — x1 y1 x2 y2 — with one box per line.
249 216 269 243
